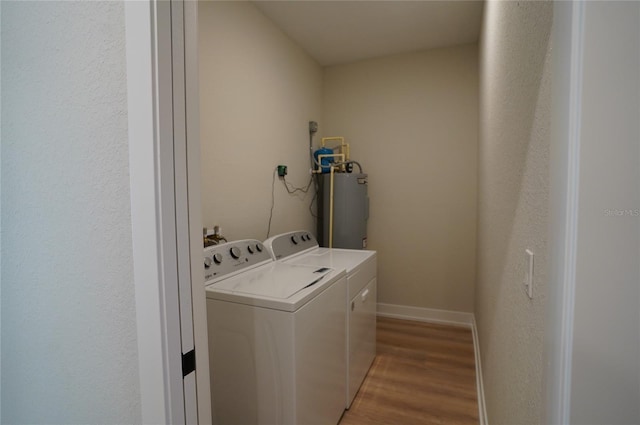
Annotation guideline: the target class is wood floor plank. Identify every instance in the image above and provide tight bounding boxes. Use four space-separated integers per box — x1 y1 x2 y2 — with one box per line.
339 317 479 425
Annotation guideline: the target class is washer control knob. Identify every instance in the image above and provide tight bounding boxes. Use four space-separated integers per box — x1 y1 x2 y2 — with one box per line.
204 257 212 269
300 234 306 241
305 233 312 241
212 253 223 264
230 247 241 259
291 235 299 245
256 243 264 252
247 244 255 254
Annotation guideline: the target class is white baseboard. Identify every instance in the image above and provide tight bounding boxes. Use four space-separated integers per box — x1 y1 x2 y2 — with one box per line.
376 302 474 327
471 316 488 425
376 303 488 424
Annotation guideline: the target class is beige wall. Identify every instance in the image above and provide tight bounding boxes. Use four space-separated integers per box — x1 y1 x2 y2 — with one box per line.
323 45 478 313
199 3 479 314
476 1 552 423
199 1 323 241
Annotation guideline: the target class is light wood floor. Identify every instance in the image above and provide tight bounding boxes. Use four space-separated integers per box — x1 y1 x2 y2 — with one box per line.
339 317 479 425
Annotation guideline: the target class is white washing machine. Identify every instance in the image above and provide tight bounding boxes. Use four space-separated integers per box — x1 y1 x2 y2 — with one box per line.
263 231 377 408
204 239 347 425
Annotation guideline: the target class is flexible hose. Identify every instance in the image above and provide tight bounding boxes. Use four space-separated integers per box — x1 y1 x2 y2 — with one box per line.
333 160 364 174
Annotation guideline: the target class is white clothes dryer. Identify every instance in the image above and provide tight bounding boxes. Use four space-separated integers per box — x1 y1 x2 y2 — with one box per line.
204 239 347 425
263 231 377 408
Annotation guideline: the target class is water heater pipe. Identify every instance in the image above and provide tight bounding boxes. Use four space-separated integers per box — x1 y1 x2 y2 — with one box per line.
329 165 336 248
314 153 345 173
321 136 350 162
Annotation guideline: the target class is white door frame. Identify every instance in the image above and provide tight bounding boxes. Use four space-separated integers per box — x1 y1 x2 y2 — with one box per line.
125 1 211 423
545 1 584 423
184 1 212 423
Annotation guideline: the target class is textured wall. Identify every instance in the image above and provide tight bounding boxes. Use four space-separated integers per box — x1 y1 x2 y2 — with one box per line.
323 45 478 312
1 2 140 422
476 1 552 423
199 1 323 241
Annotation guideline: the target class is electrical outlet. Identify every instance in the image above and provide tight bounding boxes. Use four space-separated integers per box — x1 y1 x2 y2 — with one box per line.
277 165 288 177
524 249 534 299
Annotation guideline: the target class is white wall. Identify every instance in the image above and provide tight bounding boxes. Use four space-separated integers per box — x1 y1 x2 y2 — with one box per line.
323 45 478 313
568 2 640 422
476 1 552 423
547 2 640 423
199 1 323 241
1 2 140 422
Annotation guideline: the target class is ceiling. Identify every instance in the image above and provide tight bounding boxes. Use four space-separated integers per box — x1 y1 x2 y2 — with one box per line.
253 1 485 67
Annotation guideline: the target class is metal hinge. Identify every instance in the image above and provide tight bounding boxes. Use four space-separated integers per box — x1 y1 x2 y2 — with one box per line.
182 349 196 377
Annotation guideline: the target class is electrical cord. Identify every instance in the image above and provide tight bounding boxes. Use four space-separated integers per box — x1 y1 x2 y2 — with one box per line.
282 175 313 195
309 189 318 219
266 167 314 239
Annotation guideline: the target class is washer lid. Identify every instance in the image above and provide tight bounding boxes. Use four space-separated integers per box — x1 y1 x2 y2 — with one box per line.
285 247 375 274
206 262 345 312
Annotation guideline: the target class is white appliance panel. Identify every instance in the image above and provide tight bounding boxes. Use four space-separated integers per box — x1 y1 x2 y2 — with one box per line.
348 278 377 405
208 299 294 424
207 276 347 425
263 231 378 409
205 239 348 424
294 275 347 425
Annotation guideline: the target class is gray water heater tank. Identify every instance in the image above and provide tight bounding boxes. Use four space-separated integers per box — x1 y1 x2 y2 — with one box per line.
317 173 369 249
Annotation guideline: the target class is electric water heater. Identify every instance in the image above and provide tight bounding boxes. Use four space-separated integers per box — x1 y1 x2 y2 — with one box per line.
317 173 369 249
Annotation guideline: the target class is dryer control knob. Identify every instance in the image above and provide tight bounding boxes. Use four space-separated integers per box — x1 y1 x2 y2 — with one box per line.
204 257 212 269
291 235 299 245
212 253 223 264
305 233 312 241
247 244 255 254
230 247 241 259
